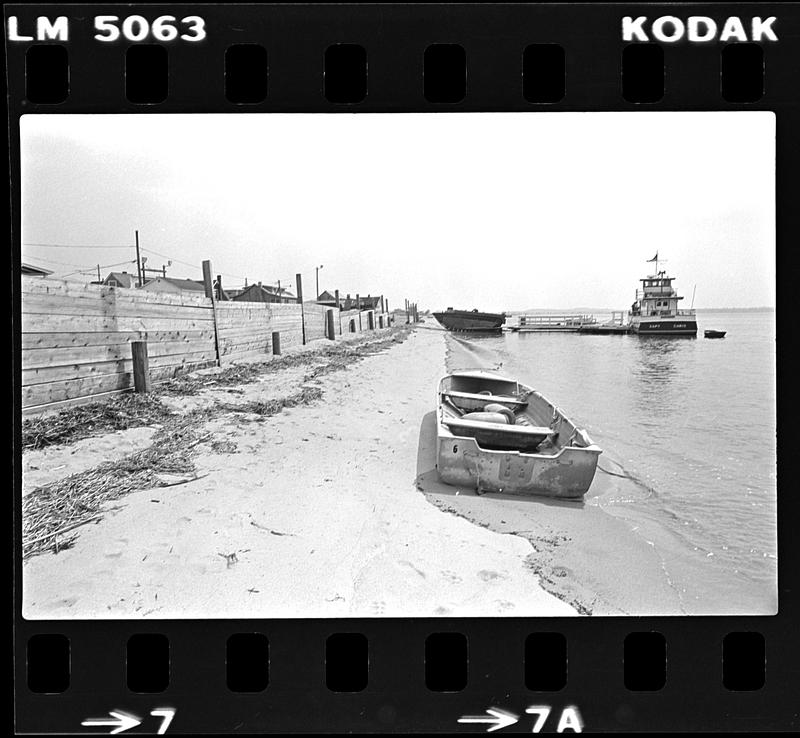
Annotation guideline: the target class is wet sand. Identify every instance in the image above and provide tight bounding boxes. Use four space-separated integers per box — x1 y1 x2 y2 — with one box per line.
22 327 574 619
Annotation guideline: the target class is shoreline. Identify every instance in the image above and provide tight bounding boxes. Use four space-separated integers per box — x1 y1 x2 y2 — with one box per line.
22 325 574 619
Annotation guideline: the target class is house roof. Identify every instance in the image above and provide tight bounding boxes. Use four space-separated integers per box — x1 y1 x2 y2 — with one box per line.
232 284 297 301
317 290 336 301
144 276 206 292
21 262 54 276
105 271 135 288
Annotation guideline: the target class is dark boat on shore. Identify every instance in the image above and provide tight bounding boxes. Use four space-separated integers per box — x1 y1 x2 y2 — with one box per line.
433 308 505 333
704 329 726 338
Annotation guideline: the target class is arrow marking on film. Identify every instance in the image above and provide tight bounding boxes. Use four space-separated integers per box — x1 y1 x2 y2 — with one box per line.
81 710 141 734
457 707 519 732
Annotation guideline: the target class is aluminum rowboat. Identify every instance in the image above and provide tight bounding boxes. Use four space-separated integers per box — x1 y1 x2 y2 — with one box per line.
436 371 601 499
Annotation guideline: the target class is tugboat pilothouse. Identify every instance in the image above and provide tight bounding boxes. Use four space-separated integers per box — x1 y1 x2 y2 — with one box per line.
628 253 697 336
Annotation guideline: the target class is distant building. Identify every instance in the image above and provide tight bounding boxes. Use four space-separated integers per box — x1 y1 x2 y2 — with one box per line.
317 290 337 305
338 293 383 311
21 262 53 277
141 276 206 294
231 283 297 304
100 271 135 288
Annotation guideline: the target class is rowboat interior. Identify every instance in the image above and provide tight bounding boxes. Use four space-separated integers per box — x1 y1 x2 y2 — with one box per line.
439 373 594 455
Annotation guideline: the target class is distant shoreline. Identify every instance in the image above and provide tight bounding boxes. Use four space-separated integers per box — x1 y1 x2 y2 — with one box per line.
504 306 775 314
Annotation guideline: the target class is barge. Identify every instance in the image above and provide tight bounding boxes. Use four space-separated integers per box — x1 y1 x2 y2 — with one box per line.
433 308 506 333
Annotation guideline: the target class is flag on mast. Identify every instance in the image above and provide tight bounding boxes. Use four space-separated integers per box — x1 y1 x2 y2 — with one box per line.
647 251 658 262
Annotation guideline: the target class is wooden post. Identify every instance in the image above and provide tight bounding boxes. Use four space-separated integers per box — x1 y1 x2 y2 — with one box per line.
296 273 306 345
272 331 281 355
356 294 362 331
131 341 151 393
202 260 222 366
326 309 335 340
216 273 223 300
335 289 342 334
202 260 214 299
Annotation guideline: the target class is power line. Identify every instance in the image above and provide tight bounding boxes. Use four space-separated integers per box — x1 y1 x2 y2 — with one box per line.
23 255 92 268
54 260 138 279
140 247 247 282
23 242 132 249
26 241 252 283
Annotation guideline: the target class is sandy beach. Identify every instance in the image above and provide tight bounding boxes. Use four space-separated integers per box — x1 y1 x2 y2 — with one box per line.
22 326 576 619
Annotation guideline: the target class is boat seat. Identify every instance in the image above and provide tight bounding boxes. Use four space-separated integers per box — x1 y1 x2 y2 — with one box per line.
443 417 554 437
441 390 528 407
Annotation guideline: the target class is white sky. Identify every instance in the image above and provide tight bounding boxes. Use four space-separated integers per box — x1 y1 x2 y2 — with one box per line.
21 112 775 311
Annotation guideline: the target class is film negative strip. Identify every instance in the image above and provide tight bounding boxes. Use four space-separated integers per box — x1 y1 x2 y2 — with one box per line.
8 3 794 734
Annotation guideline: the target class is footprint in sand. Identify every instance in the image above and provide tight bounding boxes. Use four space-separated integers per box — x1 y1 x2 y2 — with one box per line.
494 600 515 612
441 570 463 584
434 606 452 615
477 569 505 582
371 600 386 615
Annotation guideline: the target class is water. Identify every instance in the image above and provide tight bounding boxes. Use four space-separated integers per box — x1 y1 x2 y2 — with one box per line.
455 310 777 609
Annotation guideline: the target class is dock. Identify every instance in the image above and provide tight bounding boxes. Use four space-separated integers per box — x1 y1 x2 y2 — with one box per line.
507 314 597 332
577 311 630 334
506 311 631 334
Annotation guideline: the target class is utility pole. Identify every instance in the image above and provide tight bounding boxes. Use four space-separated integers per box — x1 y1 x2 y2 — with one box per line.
316 264 323 301
96 264 101 282
296 273 306 344
135 230 143 287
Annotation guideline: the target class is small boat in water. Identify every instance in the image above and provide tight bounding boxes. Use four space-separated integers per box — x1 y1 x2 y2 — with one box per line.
704 329 726 338
436 371 601 499
433 308 505 333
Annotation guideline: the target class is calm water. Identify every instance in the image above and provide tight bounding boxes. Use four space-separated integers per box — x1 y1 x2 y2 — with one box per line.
459 310 777 607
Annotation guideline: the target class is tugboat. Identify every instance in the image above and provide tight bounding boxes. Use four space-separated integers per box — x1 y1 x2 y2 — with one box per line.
628 253 697 336
433 307 506 333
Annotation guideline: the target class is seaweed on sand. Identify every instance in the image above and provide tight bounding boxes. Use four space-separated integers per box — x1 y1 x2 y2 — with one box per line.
22 394 172 451
21 326 414 558
22 411 209 560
